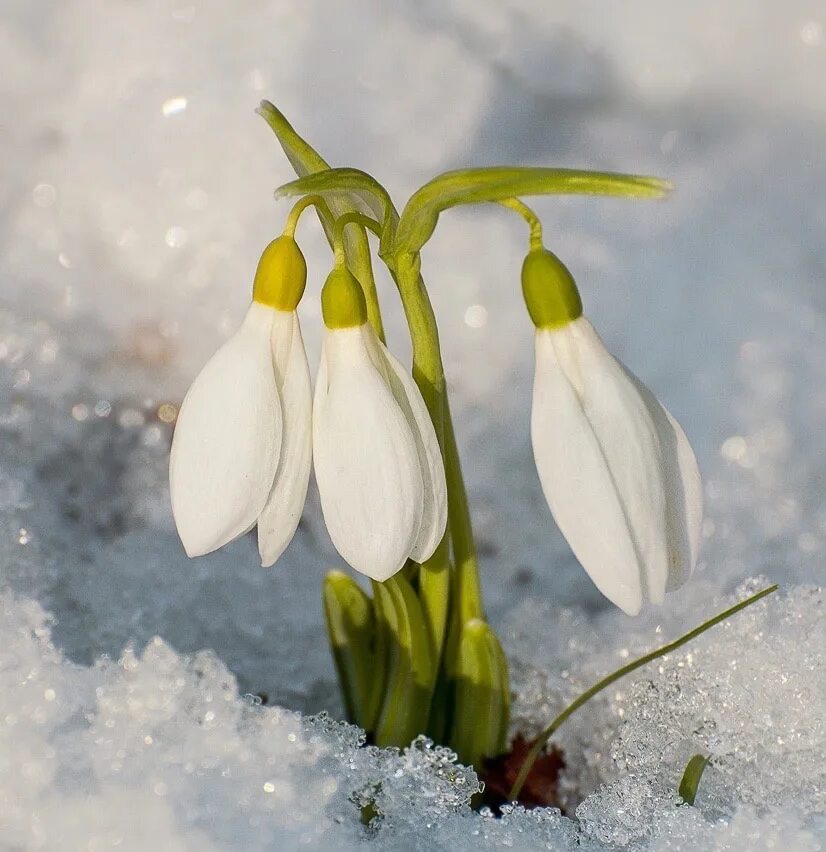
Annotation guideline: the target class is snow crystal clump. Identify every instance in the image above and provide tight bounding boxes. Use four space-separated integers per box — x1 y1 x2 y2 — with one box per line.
573 582 824 847
0 590 485 851
2 583 823 850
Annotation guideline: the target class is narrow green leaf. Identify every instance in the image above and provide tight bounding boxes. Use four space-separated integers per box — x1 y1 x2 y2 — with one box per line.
323 571 382 732
372 574 434 748
509 583 779 802
678 754 710 805
257 101 386 340
396 166 672 255
425 669 452 745
450 618 509 768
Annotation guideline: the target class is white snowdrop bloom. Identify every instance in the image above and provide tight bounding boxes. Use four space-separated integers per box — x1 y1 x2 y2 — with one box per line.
169 237 312 564
523 247 703 615
313 266 447 581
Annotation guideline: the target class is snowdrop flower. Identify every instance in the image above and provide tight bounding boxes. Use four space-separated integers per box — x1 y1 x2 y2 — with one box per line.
523 247 703 615
313 265 447 581
169 236 312 566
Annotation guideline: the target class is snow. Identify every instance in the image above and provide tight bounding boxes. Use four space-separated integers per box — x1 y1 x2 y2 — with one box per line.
3 580 823 850
2 0 825 849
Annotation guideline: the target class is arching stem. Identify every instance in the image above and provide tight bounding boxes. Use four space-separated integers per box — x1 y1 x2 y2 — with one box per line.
498 198 544 251
283 194 335 238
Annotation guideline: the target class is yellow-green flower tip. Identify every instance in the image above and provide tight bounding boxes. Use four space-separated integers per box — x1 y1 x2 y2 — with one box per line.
321 266 368 329
521 247 583 329
252 235 307 311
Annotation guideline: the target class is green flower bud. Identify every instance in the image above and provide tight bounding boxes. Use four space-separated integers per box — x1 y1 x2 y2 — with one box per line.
321 266 368 329
252 235 307 311
521 247 583 329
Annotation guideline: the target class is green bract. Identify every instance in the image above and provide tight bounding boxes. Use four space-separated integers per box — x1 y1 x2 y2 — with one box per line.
252 235 307 311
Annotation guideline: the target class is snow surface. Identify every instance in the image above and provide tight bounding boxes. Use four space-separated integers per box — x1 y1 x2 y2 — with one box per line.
2 0 825 849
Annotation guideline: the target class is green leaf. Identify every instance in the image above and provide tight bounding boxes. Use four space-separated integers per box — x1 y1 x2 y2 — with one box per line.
678 754 710 806
257 101 386 340
322 571 382 732
372 574 434 748
449 618 509 768
396 166 672 255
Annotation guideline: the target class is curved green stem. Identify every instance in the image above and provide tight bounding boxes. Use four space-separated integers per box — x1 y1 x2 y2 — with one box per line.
284 194 335 237
330 210 385 342
508 584 779 801
333 211 383 245
332 211 383 266
498 198 543 251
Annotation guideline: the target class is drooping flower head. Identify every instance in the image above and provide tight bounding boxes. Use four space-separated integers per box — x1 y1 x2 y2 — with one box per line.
313 264 447 581
523 246 703 615
169 236 312 566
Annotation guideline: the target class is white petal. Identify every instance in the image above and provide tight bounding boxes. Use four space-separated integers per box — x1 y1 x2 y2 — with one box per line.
628 375 703 591
562 319 671 606
661 407 703 589
257 311 313 567
363 329 447 563
313 326 423 581
532 328 644 615
170 303 281 557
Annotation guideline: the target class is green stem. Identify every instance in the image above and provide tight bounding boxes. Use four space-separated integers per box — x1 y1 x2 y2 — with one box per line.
283 194 335 238
391 252 451 672
391 253 445 423
329 212 385 341
332 211 383 249
389 254 489 656
508 584 779 801
417 536 450 667
498 198 543 251
443 398 483 626
389 255 506 768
